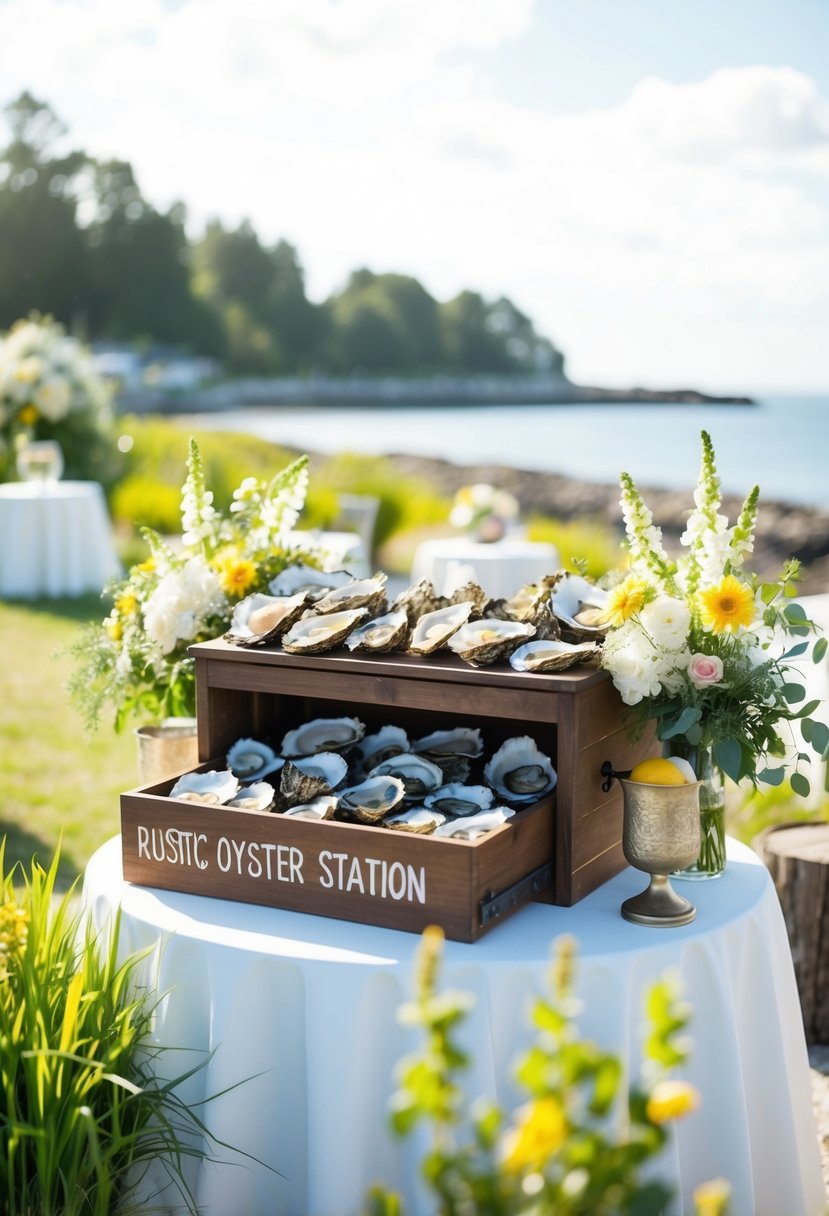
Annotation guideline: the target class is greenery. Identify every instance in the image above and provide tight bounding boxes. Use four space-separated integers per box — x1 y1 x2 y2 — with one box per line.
0 92 565 380
368 928 730 1216
0 845 217 1214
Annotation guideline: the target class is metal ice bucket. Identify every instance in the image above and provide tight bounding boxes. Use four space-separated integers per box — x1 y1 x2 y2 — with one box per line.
618 776 702 926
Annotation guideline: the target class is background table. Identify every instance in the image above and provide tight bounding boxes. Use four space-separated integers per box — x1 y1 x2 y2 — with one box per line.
82 837 823 1216
411 535 561 598
0 480 120 598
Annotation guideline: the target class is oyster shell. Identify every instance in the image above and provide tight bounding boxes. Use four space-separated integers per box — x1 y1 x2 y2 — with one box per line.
484 737 557 803
226 738 284 781
447 618 536 666
510 639 600 673
368 752 444 801
344 610 410 654
424 783 494 817
313 573 388 617
281 607 369 653
169 769 240 805
551 574 610 641
354 725 411 773
280 716 366 757
408 601 475 655
392 578 441 625
226 781 276 812
280 752 348 805
225 592 309 646
412 726 482 782
282 795 338 821
268 564 353 601
448 581 488 615
384 806 446 834
336 775 406 823
433 806 515 839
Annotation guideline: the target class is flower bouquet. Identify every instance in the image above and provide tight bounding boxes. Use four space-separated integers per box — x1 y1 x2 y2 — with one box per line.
0 314 117 485
70 439 319 731
600 431 827 876
449 482 520 543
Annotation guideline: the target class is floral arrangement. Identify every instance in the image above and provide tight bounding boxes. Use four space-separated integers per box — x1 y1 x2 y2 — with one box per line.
449 482 520 543
600 431 827 797
70 439 318 729
0 313 117 484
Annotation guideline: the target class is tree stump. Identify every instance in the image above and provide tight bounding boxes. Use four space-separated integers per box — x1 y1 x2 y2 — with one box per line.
756 822 829 1044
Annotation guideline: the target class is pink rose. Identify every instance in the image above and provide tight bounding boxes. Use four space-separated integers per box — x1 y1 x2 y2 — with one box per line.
687 652 723 688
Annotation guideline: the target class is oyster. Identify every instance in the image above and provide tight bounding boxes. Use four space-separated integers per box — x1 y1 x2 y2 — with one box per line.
313 574 388 617
424 783 494 817
281 607 369 653
384 806 447 834
268 564 353 601
484 737 557 803
226 738 284 781
433 806 515 840
354 725 411 773
447 618 536 667
280 752 349 805
412 726 482 782
551 574 610 641
344 610 410 654
226 781 276 812
449 581 488 614
392 578 441 625
368 753 444 801
280 716 365 757
510 639 600 673
169 769 240 805
282 795 338 821
336 775 406 823
225 592 309 646
408 601 475 656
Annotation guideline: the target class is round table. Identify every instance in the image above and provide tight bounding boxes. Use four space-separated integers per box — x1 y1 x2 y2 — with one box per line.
82 837 824 1216
0 480 120 598
411 536 560 598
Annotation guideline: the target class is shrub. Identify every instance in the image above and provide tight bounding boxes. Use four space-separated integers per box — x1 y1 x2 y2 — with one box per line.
526 515 620 580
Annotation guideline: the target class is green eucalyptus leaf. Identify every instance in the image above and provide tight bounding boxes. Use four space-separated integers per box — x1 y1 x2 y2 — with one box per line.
813 637 828 664
660 706 702 739
714 739 741 782
782 642 809 659
796 700 821 719
784 603 808 623
790 772 811 798
757 767 785 786
781 683 806 704
760 583 779 605
808 721 829 756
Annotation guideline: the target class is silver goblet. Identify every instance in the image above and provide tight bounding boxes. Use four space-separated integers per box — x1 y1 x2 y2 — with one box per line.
619 776 702 926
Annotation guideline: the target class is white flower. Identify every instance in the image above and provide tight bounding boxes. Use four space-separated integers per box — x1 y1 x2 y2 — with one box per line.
602 625 664 705
143 559 225 655
33 377 73 422
638 596 691 650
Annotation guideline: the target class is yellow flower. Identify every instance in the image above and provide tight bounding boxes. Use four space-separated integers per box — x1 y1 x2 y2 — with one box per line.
135 558 156 574
105 618 122 642
646 1079 700 1124
116 592 138 616
17 404 38 427
502 1096 566 1173
693 1178 731 1216
602 574 649 626
217 556 257 598
697 575 754 634
0 899 29 981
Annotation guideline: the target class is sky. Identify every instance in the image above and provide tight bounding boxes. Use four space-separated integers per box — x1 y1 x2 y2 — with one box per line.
1 0 828 394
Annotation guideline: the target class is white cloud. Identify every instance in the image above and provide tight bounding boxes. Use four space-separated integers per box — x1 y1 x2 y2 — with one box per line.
0 1 827 388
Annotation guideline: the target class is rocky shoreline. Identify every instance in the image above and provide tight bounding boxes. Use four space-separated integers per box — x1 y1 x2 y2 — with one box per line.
371 451 829 595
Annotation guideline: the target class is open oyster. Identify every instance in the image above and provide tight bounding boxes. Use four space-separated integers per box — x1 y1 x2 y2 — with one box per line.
551 574 610 641
226 738 284 781
344 610 410 654
448 581 488 614
280 752 348 805
384 806 446 834
169 769 240 805
424 783 494 817
354 725 411 773
412 726 482 782
336 775 406 823
408 601 475 656
392 578 442 625
510 639 600 673
281 607 369 653
368 753 444 801
226 781 276 812
313 574 388 617
447 618 536 667
282 795 338 821
280 716 365 757
225 592 309 646
433 806 515 839
268 564 353 601
484 737 557 803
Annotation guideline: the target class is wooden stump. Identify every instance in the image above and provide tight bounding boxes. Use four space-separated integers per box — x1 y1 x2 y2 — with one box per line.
756 822 829 1044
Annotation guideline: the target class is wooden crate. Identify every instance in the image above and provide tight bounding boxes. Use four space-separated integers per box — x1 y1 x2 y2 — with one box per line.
120 640 656 939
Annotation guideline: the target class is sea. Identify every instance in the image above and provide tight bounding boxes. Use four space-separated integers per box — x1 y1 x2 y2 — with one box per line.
175 393 829 510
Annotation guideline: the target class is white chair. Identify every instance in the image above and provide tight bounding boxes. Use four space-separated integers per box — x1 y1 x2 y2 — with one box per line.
332 494 380 577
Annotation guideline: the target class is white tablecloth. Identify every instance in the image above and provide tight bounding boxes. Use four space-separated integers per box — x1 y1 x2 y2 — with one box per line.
411 536 560 598
0 480 119 598
82 837 823 1216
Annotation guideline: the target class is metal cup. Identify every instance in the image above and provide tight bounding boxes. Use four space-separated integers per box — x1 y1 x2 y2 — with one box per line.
618 776 702 926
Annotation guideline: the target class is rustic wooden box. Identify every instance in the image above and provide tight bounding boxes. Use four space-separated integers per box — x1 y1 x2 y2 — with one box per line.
120 639 656 939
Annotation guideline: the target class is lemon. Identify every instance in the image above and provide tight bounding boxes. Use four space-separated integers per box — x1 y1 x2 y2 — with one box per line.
629 758 687 786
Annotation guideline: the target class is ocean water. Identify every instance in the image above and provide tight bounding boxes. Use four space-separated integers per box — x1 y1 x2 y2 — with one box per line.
176 393 829 509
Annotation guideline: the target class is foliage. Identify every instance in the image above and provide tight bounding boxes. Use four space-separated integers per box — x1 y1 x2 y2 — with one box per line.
0 313 119 485
0 844 215 1214
526 515 620 581
600 430 827 796
68 439 320 730
368 929 726 1216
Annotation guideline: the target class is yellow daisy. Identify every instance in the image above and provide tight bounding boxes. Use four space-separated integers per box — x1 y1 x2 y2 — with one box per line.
646 1079 700 1124
602 574 649 626
136 558 156 574
116 592 138 616
698 575 754 634
217 557 257 598
502 1096 566 1173
17 405 38 427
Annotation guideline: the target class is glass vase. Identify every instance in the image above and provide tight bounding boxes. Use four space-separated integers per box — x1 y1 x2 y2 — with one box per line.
670 740 727 880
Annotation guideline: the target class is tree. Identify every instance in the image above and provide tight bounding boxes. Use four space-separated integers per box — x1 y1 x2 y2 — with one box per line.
325 270 442 373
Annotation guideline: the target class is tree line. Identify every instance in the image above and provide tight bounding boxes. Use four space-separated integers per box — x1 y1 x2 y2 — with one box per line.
0 92 565 379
